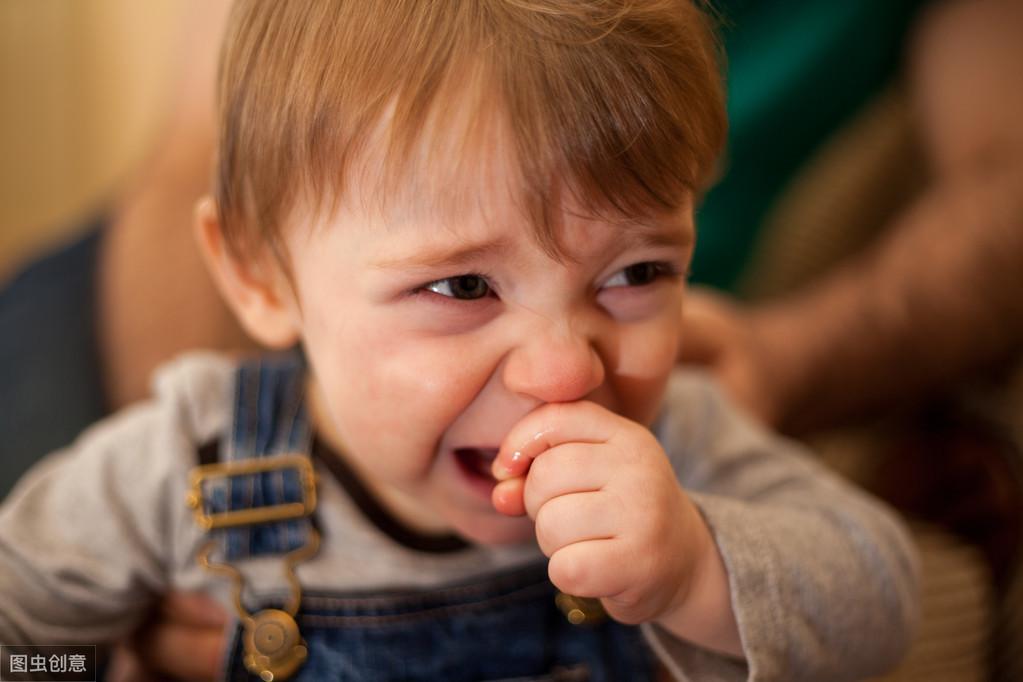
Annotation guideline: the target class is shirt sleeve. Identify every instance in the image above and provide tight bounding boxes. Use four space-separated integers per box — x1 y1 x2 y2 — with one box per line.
644 371 920 682
0 398 201 645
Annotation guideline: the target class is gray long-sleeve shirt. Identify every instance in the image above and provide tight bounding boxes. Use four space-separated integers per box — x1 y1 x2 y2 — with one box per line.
0 353 918 681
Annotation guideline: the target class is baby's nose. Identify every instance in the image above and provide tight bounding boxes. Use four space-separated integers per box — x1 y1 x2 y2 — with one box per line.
502 325 605 404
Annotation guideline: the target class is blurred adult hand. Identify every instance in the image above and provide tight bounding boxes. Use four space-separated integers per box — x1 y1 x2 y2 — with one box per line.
679 288 787 427
107 592 228 682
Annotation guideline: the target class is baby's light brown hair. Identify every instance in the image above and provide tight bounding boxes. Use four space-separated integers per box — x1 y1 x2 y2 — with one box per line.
215 0 726 260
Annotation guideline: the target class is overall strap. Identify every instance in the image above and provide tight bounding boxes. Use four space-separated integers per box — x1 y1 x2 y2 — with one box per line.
226 352 310 462
190 351 316 561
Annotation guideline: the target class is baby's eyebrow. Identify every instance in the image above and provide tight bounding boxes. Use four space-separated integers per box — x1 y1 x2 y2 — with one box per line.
371 237 511 270
621 226 693 251
371 223 690 271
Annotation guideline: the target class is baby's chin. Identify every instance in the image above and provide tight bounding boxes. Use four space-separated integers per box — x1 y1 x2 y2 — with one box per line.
448 512 537 547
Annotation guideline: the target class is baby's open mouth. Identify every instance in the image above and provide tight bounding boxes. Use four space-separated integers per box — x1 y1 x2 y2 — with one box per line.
453 447 499 482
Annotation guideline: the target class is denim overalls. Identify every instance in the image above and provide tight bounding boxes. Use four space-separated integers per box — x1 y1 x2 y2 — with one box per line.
190 354 657 681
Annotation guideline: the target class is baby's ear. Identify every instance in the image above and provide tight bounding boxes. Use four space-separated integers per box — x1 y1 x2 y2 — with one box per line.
193 197 300 349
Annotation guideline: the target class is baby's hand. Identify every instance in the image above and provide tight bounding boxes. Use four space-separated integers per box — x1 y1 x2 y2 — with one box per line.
491 401 717 627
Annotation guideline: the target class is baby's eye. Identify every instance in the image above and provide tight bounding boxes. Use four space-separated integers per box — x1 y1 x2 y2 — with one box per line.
603 261 678 288
424 274 493 300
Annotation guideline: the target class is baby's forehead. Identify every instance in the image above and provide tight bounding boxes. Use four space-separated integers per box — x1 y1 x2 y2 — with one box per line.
345 178 694 273
325 104 694 263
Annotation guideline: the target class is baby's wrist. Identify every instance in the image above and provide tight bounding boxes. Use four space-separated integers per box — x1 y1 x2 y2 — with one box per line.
653 516 743 658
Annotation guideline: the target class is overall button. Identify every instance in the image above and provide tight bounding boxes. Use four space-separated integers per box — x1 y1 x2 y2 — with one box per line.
243 609 308 681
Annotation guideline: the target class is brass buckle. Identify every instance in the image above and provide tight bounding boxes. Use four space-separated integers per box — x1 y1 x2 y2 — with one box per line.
186 454 317 530
197 529 321 682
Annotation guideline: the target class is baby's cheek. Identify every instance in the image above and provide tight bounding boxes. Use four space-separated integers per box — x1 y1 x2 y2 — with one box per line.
384 346 487 420
628 316 682 373
609 319 679 424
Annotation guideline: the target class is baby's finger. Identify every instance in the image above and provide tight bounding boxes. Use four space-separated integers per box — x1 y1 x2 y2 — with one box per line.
492 401 619 481
492 476 527 516
533 491 618 556
547 538 631 600
522 442 613 519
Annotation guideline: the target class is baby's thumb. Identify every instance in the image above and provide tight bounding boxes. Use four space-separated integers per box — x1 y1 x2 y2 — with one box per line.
492 477 527 516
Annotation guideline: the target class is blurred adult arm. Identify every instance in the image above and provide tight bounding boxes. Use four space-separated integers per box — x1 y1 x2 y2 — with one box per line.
681 0 1023 433
97 0 255 413
97 3 240 680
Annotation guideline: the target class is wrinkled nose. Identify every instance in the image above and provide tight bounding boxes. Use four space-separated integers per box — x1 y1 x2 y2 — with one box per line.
502 323 606 404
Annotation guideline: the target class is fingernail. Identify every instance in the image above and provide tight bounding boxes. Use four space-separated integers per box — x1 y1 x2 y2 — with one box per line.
492 481 511 510
491 454 517 481
491 479 526 517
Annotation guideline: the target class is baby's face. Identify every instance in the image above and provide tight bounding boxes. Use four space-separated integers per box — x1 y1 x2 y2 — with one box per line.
281 185 692 546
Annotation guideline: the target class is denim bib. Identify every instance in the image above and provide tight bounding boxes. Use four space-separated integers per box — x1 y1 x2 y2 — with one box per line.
191 353 657 681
